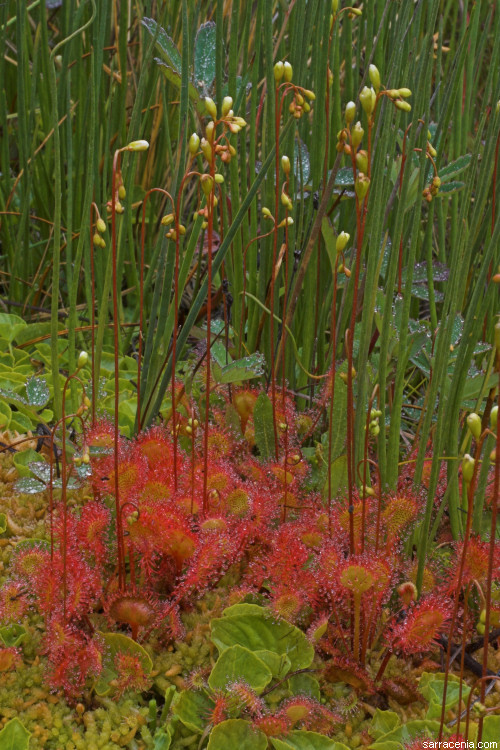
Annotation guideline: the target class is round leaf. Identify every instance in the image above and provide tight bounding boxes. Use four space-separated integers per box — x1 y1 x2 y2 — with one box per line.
207 720 267 750
208 645 272 693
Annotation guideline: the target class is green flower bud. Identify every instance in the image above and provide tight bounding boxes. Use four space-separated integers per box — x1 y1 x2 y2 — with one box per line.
221 96 233 116
277 217 294 228
188 133 200 155
490 405 498 430
345 101 356 124
161 213 174 226
281 155 291 175
262 207 272 218
369 64 381 93
462 453 475 484
360 86 375 116
283 61 293 82
96 218 106 233
281 192 293 210
201 174 214 197
274 61 284 82
331 0 339 13
77 351 88 369
467 413 482 440
397 87 412 98
214 173 224 184
336 231 350 254
355 173 370 199
351 120 364 148
205 97 217 119
205 121 215 142
200 138 212 162
125 139 149 152
395 100 412 112
355 149 368 174
304 89 315 101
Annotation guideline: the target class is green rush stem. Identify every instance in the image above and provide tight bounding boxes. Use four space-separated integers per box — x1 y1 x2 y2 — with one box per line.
270 84 282 461
478 360 500 742
203 157 216 514
327 265 339 536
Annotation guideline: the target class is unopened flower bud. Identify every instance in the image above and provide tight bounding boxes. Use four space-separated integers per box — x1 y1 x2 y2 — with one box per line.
351 121 364 148
395 100 412 112
355 149 368 174
77 351 88 369
205 97 217 119
277 217 294 228
462 454 475 484
283 61 293 82
118 185 126 200
491 405 498 430
281 155 291 175
96 218 106 233
221 96 233 116
205 121 215 142
331 0 339 13
360 86 375 116
189 133 200 155
428 143 437 157
201 138 212 162
201 174 214 197
161 213 174 226
467 412 482 440
304 89 315 101
214 173 224 184
345 101 356 124
125 139 149 152
369 64 381 93
336 231 350 254
262 207 272 218
355 173 370 199
274 61 284 82
93 233 101 246
281 192 293 210
397 87 412 98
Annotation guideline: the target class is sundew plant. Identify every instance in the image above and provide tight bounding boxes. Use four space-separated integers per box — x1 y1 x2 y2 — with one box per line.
0 0 499 749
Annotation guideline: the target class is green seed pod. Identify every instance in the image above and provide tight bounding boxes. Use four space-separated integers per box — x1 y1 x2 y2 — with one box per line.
395 100 412 112
369 64 381 93
125 139 149 152
355 149 368 174
161 213 174 226
200 138 212 162
360 86 375 116
205 97 217 119
467 413 482 440
205 121 215 142
355 173 370 199
188 133 200 155
490 405 498 430
214 173 224 184
221 96 233 116
77 351 89 369
281 154 291 175
201 174 214 197
345 101 356 124
336 231 350 254
262 207 272 218
462 453 475 484
351 121 364 148
332 0 339 13
283 61 293 82
274 61 284 82
397 87 412 98
96 218 106 233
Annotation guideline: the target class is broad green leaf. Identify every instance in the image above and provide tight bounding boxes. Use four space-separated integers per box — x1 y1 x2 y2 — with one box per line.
154 60 204 114
94 632 153 696
207 719 267 750
218 354 266 384
419 672 470 719
435 180 465 196
271 731 350 750
372 719 443 745
483 715 500 743
208 644 272 693
253 392 276 459
211 605 314 671
254 650 291 679
152 728 172 750
334 167 355 187
287 673 320 700
142 18 182 71
0 313 27 344
28 461 52 483
323 454 348 500
438 153 472 181
371 710 400 739
0 718 31 749
0 623 27 648
0 400 11 429
13 448 42 478
25 376 50 407
175 689 214 733
194 22 217 91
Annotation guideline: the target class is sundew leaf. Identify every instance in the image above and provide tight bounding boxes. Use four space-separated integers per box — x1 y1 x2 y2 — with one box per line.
210 605 314 671
25 376 50 407
28 461 52 483
94 632 153 697
207 719 268 750
270 732 350 750
194 22 217 92
253 393 276 459
0 718 31 750
438 153 472 181
142 18 182 71
333 167 355 187
208 645 272 693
